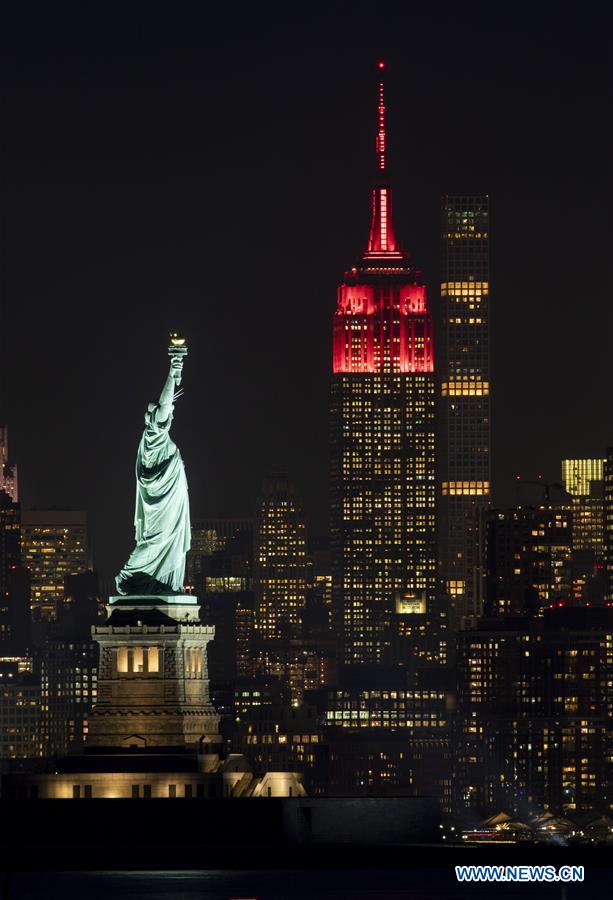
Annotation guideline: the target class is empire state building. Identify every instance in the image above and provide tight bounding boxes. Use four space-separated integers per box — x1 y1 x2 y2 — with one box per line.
331 64 441 673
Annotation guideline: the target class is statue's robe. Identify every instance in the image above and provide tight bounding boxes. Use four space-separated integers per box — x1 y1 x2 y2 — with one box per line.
116 407 190 595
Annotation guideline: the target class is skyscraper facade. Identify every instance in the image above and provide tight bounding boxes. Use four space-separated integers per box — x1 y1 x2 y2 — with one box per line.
561 457 606 604
252 475 316 704
0 426 18 503
455 608 613 817
605 448 613 604
254 475 307 642
20 510 90 619
0 492 21 613
439 197 491 624
485 506 572 616
187 518 253 596
331 64 438 671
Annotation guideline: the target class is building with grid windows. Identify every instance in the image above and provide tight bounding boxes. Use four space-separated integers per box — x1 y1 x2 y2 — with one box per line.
455 607 613 817
254 475 307 643
485 506 572 617
252 476 311 704
0 655 42 762
0 492 23 644
40 641 98 757
439 197 491 626
606 448 613 603
20 510 90 620
0 426 18 503
331 64 439 673
561 458 606 604
187 518 253 596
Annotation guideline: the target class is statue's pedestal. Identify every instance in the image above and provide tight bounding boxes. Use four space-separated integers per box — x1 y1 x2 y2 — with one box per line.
108 593 200 621
88 592 220 750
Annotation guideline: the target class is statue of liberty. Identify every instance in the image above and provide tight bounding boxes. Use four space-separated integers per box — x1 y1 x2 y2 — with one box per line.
115 336 190 596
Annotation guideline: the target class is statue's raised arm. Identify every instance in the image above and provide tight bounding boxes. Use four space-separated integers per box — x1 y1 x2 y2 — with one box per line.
115 335 191 597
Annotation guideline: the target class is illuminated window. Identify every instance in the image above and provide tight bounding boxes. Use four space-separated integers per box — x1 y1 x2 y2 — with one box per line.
148 647 160 673
442 481 490 496
133 647 144 673
117 647 128 673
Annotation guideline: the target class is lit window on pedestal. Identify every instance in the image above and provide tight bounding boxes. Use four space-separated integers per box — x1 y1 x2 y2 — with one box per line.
133 647 144 673
117 647 128 673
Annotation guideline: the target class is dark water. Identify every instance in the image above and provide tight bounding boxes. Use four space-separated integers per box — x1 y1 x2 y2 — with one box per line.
3 870 610 900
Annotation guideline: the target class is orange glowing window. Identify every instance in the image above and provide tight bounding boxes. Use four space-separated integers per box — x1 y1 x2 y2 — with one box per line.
148 647 160 673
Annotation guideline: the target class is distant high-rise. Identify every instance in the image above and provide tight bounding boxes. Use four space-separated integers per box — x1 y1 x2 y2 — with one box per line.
605 448 613 603
0 426 18 503
561 457 606 604
20 510 90 619
40 640 98 756
187 518 253 596
439 197 491 624
0 658 43 760
331 63 438 670
0 491 21 609
485 506 572 616
455 607 613 817
254 475 307 642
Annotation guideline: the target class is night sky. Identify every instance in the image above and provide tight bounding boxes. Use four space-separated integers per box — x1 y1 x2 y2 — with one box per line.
1 4 611 582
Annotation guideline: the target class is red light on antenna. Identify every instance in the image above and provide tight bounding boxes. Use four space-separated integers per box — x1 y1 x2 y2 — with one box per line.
378 61 385 69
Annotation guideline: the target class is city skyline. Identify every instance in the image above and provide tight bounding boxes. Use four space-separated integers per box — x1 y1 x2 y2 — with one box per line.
1 9 612 888
1 6 610 581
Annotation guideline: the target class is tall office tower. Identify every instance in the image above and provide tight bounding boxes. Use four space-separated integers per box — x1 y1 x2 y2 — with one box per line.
0 567 31 648
331 63 438 672
0 426 18 503
40 640 98 756
605 448 613 603
20 510 90 619
254 475 307 642
315 679 450 803
60 570 101 639
0 658 43 761
561 458 606 604
0 491 31 648
485 506 572 616
439 197 491 625
206 590 255 684
187 518 253 596
0 491 21 605
455 607 613 818
252 475 319 706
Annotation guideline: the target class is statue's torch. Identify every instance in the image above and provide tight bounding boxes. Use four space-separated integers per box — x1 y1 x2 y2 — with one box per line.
168 333 188 386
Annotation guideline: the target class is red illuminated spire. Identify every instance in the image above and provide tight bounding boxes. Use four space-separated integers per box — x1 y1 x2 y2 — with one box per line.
364 61 402 260
376 60 387 174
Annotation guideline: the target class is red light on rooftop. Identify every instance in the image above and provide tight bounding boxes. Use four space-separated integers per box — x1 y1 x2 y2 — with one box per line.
557 601 565 608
